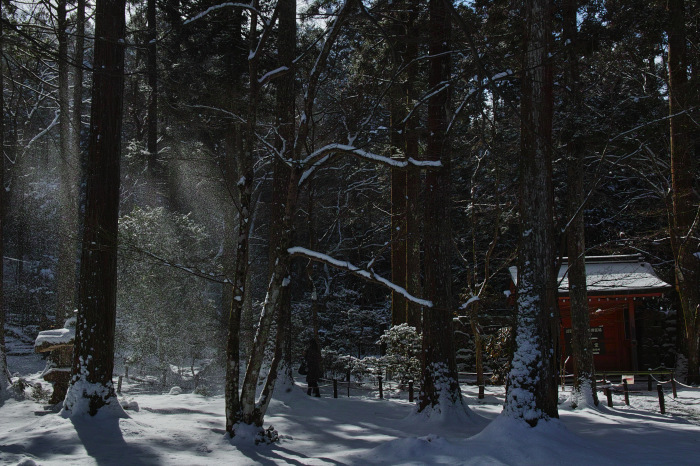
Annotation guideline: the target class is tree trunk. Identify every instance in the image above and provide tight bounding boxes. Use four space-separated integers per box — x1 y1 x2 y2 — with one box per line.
64 0 127 416
563 0 597 407
503 0 558 425
419 0 461 413
0 13 11 397
146 0 157 163
469 303 484 389
404 1 422 331
390 27 408 323
72 0 85 161
667 0 700 384
268 0 296 385
57 0 80 322
225 0 262 433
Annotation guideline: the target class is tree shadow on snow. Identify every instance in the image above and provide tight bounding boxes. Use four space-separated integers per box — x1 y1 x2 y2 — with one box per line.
235 445 345 466
70 416 160 465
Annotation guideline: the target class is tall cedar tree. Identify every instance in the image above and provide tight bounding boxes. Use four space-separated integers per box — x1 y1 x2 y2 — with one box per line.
419 0 462 412
0 8 10 398
389 0 422 330
146 0 157 163
563 0 597 407
503 0 559 424
57 0 80 321
271 0 296 380
667 0 700 384
64 0 126 416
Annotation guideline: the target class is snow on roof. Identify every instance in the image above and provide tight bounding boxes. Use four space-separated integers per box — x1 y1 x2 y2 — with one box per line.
509 254 672 296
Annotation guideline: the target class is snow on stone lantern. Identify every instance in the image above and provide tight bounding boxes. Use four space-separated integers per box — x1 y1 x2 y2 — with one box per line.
34 317 76 404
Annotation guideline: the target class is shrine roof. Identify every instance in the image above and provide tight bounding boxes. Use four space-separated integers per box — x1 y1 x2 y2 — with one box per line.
508 254 672 296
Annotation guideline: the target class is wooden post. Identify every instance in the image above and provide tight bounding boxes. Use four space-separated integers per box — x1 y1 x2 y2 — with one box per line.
347 368 351 397
623 379 630 406
117 375 123 394
409 380 414 402
671 373 678 399
628 299 638 370
378 376 383 399
657 384 665 414
648 374 653 391
333 379 338 399
604 387 613 407
478 384 485 399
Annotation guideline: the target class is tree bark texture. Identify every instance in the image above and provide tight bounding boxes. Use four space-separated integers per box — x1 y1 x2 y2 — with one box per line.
146 0 158 162
57 0 80 322
563 0 597 407
389 14 408 325
0 14 10 396
419 0 461 412
504 0 559 425
65 0 126 416
667 0 700 384
403 0 422 332
269 0 296 384
224 1 258 429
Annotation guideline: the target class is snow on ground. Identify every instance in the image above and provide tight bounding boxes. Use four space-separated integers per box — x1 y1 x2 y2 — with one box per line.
2 360 700 465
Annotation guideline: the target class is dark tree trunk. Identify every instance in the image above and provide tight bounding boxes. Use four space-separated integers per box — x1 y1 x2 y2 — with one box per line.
269 0 296 384
667 0 700 384
146 0 158 164
563 0 597 407
404 1 422 331
390 25 408 324
503 0 559 425
73 0 85 157
57 0 80 322
225 0 261 434
0 13 10 396
419 0 461 412
65 0 126 416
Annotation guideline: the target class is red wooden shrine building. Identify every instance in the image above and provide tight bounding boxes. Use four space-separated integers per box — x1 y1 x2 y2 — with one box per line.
509 254 672 372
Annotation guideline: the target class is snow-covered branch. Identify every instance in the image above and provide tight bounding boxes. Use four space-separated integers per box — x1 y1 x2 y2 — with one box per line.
288 246 433 308
298 143 441 185
183 3 262 25
258 66 289 86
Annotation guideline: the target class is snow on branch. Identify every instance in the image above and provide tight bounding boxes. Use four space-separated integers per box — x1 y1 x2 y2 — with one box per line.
288 246 433 308
258 66 289 86
299 143 441 185
183 2 260 25
459 295 480 310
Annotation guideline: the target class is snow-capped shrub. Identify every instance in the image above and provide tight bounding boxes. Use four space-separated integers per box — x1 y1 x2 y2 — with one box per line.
378 324 421 385
169 386 183 395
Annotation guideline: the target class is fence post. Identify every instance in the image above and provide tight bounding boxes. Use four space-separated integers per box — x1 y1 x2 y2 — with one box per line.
347 369 351 397
604 387 613 407
117 375 123 394
657 384 665 414
478 385 485 399
647 374 653 391
333 379 338 399
378 376 383 399
409 380 414 403
622 379 630 405
671 373 677 399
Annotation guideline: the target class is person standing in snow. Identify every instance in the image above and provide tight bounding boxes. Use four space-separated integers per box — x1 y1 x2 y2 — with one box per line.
304 339 322 397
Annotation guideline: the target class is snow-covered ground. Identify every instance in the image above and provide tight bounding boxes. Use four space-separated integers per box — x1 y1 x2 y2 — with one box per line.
2 354 699 465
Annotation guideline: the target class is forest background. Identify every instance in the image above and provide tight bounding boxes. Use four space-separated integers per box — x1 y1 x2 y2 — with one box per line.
0 0 698 434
